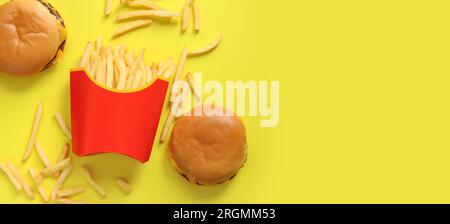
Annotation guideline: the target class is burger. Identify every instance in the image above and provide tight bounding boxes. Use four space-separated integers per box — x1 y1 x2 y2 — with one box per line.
0 0 67 76
168 106 248 185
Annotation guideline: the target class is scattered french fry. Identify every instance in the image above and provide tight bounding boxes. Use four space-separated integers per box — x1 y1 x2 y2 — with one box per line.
186 72 201 99
23 100 43 161
128 0 164 10
0 163 22 191
6 161 34 199
54 143 70 177
55 112 72 140
29 168 49 203
170 47 188 102
192 1 200 32
35 141 51 168
105 0 113 16
116 178 132 194
82 165 107 198
40 158 71 178
188 34 223 57
112 19 152 39
51 164 73 201
117 10 179 22
181 0 193 32
56 198 85 204
57 186 85 198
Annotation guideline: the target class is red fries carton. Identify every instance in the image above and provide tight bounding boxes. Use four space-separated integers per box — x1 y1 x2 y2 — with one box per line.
70 69 169 163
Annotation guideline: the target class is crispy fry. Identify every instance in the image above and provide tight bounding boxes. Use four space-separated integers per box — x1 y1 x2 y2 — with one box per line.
160 97 183 142
29 168 49 203
192 1 200 32
55 112 72 140
0 163 22 191
51 164 73 201
117 10 179 22
170 47 188 101
116 178 132 194
96 37 102 52
162 64 176 79
23 100 43 161
105 0 113 16
128 0 163 10
116 57 128 90
126 48 145 89
147 66 153 81
132 70 144 89
40 158 71 178
96 56 107 84
80 42 93 68
54 143 70 177
57 186 85 198
155 58 173 77
6 161 34 199
106 51 114 88
56 198 85 204
186 72 201 99
35 141 51 168
188 34 223 57
112 19 152 39
181 0 193 32
82 165 106 198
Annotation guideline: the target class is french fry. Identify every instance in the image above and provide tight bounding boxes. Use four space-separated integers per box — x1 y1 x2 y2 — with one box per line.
29 168 49 203
128 0 163 10
116 178 132 194
160 97 182 142
80 42 93 67
40 158 71 178
51 164 73 201
0 163 22 191
155 58 173 77
126 48 145 89
35 141 51 168
96 37 102 52
170 47 188 102
132 70 144 89
57 186 85 198
89 52 99 76
96 56 107 84
105 0 113 16
162 64 176 79
151 62 157 75
55 112 72 140
186 72 201 99
192 1 200 32
106 51 114 88
56 197 85 204
23 100 43 161
146 66 153 82
116 10 179 22
116 57 128 90
6 161 34 199
82 165 107 198
54 143 70 177
188 34 223 57
181 0 193 32
112 19 152 39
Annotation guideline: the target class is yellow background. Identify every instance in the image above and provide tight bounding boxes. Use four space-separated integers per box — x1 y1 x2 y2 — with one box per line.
1 0 450 203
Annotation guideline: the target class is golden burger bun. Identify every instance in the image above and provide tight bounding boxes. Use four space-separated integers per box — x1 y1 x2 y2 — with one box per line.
0 0 67 76
169 106 247 185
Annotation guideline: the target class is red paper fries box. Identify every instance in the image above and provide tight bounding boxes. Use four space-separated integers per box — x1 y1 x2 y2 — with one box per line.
70 69 169 163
